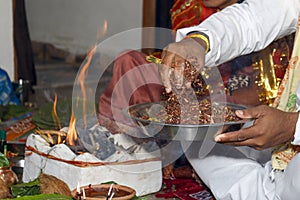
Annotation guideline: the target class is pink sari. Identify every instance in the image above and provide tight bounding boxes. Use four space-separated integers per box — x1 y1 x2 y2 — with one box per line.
98 50 162 134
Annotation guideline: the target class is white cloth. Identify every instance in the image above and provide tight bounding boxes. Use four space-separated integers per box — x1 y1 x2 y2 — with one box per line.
183 141 300 200
183 66 300 200
176 0 300 67
175 0 300 199
185 84 300 199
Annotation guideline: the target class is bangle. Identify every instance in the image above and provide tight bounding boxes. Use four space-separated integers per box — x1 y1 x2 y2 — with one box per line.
185 32 210 53
146 54 162 64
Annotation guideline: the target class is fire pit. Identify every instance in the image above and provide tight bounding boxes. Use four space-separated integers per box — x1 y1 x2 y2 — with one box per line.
22 123 162 196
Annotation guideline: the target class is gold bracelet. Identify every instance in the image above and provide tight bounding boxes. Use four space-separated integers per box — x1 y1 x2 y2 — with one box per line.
146 54 162 64
185 33 210 53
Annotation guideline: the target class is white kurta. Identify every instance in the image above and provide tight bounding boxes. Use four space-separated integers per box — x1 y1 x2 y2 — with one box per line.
176 0 300 67
175 0 300 199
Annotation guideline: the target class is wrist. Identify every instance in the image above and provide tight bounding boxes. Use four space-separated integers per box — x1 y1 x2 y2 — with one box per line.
291 112 300 144
185 31 210 53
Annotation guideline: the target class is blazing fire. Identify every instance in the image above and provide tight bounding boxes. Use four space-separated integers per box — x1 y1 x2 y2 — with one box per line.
66 111 77 146
36 94 78 146
37 21 103 148
76 46 96 130
71 20 106 143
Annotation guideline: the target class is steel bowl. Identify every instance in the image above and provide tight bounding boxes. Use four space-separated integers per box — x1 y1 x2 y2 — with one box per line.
123 101 248 141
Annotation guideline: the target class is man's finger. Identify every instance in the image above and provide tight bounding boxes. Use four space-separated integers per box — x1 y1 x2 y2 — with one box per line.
160 50 174 93
173 57 185 89
214 128 254 143
160 64 172 93
219 140 253 147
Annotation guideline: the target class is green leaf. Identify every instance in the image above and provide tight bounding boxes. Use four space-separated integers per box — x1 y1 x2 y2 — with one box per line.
0 104 30 121
11 178 40 197
0 105 9 121
7 194 74 200
32 100 72 130
0 152 9 167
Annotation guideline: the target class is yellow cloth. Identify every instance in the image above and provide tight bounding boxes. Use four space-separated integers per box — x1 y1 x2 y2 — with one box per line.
271 16 300 170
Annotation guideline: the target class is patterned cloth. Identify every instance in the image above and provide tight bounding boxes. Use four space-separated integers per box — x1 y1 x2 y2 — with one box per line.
170 0 217 31
271 16 300 170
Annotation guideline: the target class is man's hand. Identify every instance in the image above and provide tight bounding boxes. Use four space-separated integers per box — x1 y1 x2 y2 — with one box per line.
160 37 206 93
214 105 299 150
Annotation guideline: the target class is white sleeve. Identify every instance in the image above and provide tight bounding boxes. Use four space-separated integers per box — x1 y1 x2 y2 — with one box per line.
292 82 300 145
176 0 300 67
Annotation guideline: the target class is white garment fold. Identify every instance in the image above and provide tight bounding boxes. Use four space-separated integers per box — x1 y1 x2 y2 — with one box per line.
182 142 300 200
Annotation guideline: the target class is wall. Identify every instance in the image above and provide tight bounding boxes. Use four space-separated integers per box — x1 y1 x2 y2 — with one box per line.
25 0 143 56
0 0 14 80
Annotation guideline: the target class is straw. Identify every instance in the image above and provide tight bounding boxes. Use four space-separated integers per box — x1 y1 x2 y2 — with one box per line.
109 191 115 200
106 183 114 200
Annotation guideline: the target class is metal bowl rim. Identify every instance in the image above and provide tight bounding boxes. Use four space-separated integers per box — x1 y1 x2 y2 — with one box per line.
122 101 249 128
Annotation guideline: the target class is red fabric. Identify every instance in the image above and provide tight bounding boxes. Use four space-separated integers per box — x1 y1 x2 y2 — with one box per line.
98 50 162 133
155 178 214 200
171 0 217 31
272 48 288 79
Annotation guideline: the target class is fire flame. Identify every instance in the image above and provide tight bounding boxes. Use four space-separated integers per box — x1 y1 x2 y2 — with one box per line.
52 94 62 143
66 111 77 146
58 21 104 146
97 19 108 40
52 94 62 130
66 45 95 146
77 46 96 129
